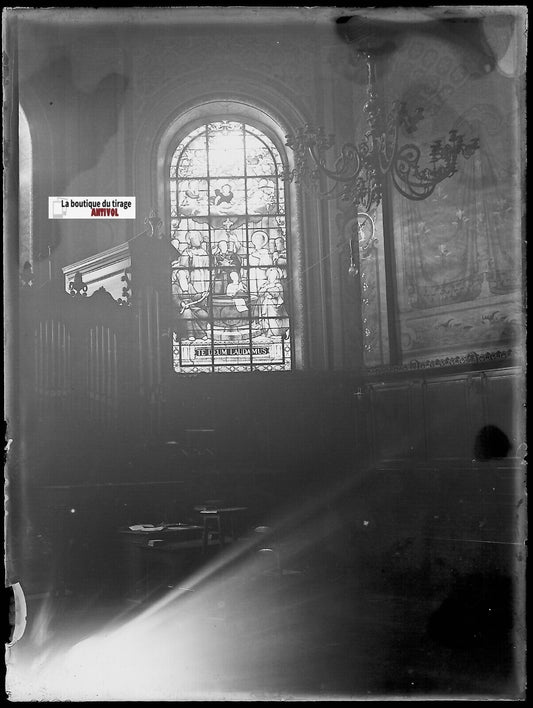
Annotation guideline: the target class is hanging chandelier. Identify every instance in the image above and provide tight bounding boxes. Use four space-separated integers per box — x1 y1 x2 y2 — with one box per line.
283 49 480 275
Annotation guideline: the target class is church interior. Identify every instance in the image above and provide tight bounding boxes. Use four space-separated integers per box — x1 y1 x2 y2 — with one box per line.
4 7 526 700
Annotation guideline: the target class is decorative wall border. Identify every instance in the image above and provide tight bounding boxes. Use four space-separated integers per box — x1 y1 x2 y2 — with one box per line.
364 348 517 376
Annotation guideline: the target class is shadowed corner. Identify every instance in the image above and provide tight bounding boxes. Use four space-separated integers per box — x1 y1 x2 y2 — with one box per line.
334 10 517 79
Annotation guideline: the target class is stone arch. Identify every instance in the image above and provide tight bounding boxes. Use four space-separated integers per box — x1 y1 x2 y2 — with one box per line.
132 81 311 368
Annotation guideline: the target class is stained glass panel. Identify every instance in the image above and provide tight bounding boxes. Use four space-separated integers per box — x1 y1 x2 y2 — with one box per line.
246 178 278 214
175 147 208 179
177 179 209 216
207 125 245 177
170 121 291 372
209 178 246 215
244 133 278 176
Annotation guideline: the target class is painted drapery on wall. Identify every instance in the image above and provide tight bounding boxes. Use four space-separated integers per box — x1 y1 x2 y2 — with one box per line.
359 25 523 365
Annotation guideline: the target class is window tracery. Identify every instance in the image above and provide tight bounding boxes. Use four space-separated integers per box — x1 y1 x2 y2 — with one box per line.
170 120 292 372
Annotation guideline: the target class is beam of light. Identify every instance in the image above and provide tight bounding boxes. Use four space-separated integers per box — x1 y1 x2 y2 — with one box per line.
5 463 417 700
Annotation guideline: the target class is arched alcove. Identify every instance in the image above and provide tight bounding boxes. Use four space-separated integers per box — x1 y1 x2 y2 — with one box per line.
134 90 311 369
169 118 292 373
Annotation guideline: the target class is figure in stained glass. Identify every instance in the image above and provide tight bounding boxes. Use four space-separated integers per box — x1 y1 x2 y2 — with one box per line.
249 230 272 293
248 179 276 214
170 120 292 371
179 180 208 216
246 152 266 175
173 270 210 341
226 271 247 300
213 240 242 294
213 184 234 206
210 181 247 215
272 235 287 268
177 230 210 295
272 234 289 311
255 267 290 338
179 180 202 215
218 271 249 319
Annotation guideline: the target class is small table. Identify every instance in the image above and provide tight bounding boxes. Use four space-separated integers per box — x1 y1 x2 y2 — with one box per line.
196 506 248 553
118 524 204 602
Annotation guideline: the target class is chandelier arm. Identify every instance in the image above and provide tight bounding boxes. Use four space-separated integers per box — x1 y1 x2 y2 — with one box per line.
307 142 362 183
284 49 480 277
391 173 437 201
391 136 479 201
392 143 443 200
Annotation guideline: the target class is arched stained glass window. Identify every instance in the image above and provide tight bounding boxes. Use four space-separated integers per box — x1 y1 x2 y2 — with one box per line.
170 120 292 373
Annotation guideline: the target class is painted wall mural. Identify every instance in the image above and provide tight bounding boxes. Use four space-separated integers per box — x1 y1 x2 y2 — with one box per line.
386 34 523 361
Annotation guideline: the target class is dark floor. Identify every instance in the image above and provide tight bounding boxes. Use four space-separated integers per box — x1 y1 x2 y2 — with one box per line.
6 530 524 701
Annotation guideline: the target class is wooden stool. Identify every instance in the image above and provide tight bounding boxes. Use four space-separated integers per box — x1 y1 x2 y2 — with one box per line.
196 506 247 553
